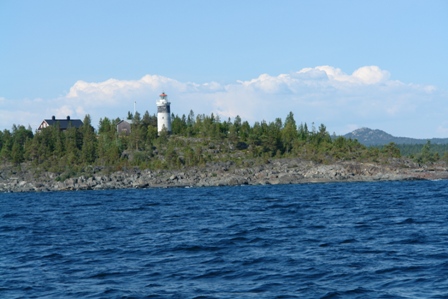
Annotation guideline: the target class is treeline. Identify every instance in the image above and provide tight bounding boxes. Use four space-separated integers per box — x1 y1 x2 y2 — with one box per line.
396 142 448 159
368 141 447 165
0 111 444 175
397 141 447 164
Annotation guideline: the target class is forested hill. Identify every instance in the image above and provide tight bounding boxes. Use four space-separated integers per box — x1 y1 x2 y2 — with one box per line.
0 112 404 175
1 112 446 178
344 128 448 146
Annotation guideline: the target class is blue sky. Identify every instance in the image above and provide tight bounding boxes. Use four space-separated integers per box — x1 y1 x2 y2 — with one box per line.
1 0 447 138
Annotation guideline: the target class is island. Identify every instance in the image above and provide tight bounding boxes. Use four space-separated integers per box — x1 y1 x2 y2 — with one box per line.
1 111 447 192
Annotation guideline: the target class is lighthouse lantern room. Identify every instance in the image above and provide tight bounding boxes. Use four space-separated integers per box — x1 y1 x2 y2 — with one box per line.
156 92 171 134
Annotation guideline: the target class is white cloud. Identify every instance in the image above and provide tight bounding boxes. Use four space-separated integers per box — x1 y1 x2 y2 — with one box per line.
352 66 390 84
0 65 446 138
295 65 391 87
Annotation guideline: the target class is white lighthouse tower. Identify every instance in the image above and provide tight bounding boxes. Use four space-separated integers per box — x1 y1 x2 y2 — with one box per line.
157 92 171 134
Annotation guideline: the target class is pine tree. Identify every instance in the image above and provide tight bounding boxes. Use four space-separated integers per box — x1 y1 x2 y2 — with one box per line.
81 114 97 164
11 139 24 164
0 130 13 160
281 112 298 153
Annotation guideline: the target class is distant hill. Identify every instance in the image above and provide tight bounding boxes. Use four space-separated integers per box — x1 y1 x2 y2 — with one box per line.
344 128 448 146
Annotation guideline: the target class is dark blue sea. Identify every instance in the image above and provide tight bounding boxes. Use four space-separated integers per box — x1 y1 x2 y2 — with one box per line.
1 180 448 298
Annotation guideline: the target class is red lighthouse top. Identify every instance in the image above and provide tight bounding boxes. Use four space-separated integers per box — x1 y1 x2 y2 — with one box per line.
160 92 167 98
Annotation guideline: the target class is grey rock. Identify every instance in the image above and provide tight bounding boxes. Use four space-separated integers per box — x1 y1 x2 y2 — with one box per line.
2 159 448 193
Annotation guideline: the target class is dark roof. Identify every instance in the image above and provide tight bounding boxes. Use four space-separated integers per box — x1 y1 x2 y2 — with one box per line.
117 119 132 125
43 118 83 130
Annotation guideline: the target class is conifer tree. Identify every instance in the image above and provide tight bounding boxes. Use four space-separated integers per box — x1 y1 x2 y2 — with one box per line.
281 112 298 153
81 114 97 164
11 139 24 164
0 130 13 160
64 127 80 165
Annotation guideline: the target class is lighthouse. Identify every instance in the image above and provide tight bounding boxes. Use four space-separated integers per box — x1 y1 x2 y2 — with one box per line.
157 92 171 134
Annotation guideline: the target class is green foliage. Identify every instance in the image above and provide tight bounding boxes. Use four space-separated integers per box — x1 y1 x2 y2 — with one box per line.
0 130 13 160
396 142 448 159
3 111 443 173
381 142 401 158
81 114 97 164
281 112 298 153
413 141 437 164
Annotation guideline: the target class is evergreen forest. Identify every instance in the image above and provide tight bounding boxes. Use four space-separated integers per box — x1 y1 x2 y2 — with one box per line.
0 111 446 178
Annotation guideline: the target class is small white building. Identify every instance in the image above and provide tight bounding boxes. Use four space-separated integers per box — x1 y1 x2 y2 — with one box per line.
157 92 171 134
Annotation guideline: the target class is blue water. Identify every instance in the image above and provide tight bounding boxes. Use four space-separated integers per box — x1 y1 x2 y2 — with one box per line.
1 180 448 298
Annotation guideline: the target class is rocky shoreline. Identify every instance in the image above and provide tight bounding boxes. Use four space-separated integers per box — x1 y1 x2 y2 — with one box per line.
1 158 448 193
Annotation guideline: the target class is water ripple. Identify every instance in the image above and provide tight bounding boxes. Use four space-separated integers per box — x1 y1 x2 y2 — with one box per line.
1 180 448 298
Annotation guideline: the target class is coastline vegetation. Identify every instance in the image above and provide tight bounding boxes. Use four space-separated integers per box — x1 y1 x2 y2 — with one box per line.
0 111 445 178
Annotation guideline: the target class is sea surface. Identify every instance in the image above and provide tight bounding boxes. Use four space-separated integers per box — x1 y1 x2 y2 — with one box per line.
1 180 448 298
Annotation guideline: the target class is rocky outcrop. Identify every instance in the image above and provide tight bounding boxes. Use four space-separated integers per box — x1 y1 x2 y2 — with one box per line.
1 159 448 192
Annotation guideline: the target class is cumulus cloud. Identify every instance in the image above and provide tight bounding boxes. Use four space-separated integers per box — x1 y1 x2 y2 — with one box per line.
0 65 445 138
300 65 390 85
352 66 390 84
